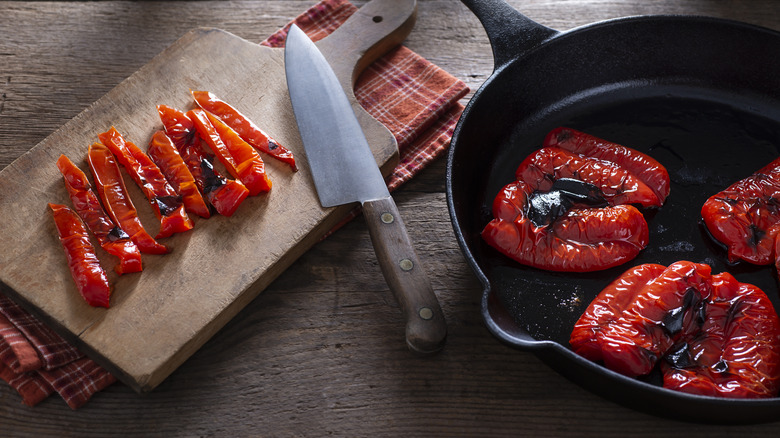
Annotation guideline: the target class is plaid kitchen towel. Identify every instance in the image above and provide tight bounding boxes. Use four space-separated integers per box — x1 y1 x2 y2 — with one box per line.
0 0 468 409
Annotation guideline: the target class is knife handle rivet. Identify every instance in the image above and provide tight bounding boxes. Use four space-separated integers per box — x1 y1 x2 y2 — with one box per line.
399 258 414 271
418 307 434 320
381 212 395 224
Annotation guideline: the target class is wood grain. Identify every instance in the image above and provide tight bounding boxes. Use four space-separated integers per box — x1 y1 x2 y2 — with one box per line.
2 0 780 436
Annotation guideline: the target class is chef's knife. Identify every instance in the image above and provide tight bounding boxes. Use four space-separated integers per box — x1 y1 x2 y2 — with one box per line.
284 22 447 354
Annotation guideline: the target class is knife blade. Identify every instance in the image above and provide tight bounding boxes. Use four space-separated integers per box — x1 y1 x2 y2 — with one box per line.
284 21 447 354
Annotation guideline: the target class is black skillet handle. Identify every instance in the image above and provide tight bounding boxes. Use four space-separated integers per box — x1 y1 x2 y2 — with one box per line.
460 0 558 70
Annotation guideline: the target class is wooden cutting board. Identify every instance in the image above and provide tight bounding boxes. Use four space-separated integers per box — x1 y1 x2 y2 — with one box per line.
0 0 416 393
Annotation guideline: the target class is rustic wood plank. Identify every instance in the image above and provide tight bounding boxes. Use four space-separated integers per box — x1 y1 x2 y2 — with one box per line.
2 0 780 436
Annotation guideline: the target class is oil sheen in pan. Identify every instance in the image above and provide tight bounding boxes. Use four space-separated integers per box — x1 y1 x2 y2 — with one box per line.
481 90 780 347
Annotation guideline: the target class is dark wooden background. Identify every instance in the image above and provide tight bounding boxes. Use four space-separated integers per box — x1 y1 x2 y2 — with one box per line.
2 1 780 436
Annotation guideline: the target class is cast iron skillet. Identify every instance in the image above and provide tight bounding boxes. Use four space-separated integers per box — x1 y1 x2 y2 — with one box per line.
447 0 780 424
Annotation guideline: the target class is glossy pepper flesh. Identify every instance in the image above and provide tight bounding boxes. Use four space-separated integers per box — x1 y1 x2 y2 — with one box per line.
98 127 193 239
49 203 111 308
157 105 249 217
570 261 780 398
482 178 650 272
482 128 667 272
543 127 670 204
191 90 297 171
87 142 168 254
188 108 272 196
56 155 142 274
701 156 780 266
147 130 211 219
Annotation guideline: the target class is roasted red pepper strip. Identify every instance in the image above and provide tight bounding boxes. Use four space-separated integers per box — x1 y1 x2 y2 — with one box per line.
516 147 662 208
49 203 111 308
188 108 272 196
571 262 780 398
481 179 649 272
56 155 142 275
701 156 780 265
543 127 670 204
191 90 297 171
147 130 211 219
87 142 169 254
98 127 193 239
157 105 249 217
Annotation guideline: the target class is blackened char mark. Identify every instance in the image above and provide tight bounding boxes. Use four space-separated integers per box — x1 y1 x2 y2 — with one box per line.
200 159 227 194
155 195 183 217
527 178 609 227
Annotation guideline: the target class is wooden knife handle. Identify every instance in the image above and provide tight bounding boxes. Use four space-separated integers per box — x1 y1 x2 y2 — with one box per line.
362 196 447 354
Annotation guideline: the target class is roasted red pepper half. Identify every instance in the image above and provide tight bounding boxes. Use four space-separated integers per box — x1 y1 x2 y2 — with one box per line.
482 129 667 272
482 178 650 272
516 146 663 208
49 203 111 308
87 142 169 254
661 272 780 398
147 130 211 219
571 261 780 398
98 127 193 239
56 155 142 275
191 90 297 171
543 127 671 204
157 105 249 217
188 108 272 196
701 156 780 266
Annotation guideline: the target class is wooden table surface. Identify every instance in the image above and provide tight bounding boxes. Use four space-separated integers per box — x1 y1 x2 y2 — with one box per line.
2 0 780 436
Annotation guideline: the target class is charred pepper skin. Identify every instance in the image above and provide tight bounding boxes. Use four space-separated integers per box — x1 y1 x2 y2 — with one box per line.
147 130 211 219
56 155 142 275
157 105 249 217
191 90 297 171
188 108 272 196
571 262 780 398
98 127 193 239
701 156 780 267
516 147 663 208
661 272 780 398
482 128 668 272
49 203 111 308
87 142 169 254
481 179 649 272
543 127 670 204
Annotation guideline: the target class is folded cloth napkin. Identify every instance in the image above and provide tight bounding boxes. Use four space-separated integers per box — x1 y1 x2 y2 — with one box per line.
0 0 468 409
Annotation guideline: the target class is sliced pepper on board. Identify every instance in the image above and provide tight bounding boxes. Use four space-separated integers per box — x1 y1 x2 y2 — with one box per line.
147 130 211 219
570 261 780 398
98 127 193 239
56 155 142 274
87 142 169 254
188 108 272 196
49 203 111 308
191 90 297 171
157 105 249 217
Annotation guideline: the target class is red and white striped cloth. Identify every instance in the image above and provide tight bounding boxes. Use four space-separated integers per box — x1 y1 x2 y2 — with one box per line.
0 0 468 409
